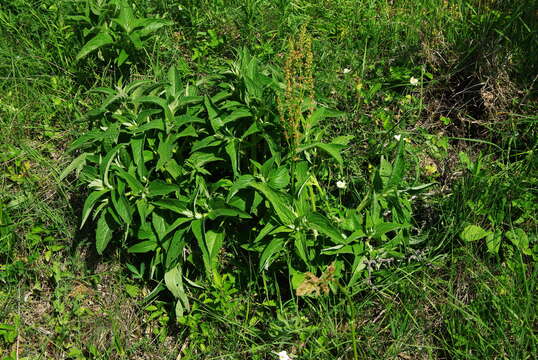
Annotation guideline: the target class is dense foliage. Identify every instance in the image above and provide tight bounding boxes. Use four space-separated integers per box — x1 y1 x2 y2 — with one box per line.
1 0 536 359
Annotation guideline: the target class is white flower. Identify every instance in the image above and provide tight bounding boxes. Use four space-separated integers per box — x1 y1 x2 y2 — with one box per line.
410 76 419 86
343 68 351 74
275 351 291 360
394 134 401 141
336 180 347 189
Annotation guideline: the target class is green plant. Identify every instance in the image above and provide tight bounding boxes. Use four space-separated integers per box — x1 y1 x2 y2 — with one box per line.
456 150 537 258
64 48 344 312
65 39 432 320
71 0 172 67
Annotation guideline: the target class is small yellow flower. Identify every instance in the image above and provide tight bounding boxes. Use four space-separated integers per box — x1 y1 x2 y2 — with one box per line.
410 77 419 86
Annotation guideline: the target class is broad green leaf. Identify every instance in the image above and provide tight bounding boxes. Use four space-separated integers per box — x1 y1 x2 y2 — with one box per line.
60 153 89 180
131 107 159 123
191 136 222 152
205 230 224 273
152 212 167 241
153 199 190 215
270 226 294 235
136 18 173 38
164 266 189 317
460 225 491 242
506 228 531 254
116 48 129 66
293 232 310 268
136 96 173 125
148 181 180 197
294 161 310 197
137 221 156 241
376 156 392 189
174 114 205 127
81 189 109 228
112 0 136 33
225 140 239 178
227 175 255 202
346 229 366 243
178 96 204 107
96 212 113 255
211 89 231 104
166 66 181 99
191 220 210 278
128 31 143 50
321 244 354 255
135 199 151 223
133 118 165 133
165 159 183 178
165 217 193 238
110 187 132 225
67 129 106 152
296 143 344 165
259 237 285 271
240 121 260 140
112 166 144 194
130 136 146 178
222 109 251 125
207 207 251 220
177 125 198 138
348 255 366 287
268 166 290 190
76 31 114 61
100 145 123 189
261 157 276 179
254 222 276 244
291 269 305 290
128 240 157 253
373 222 403 238
204 96 223 132
156 134 176 171
165 229 186 269
187 152 223 171
486 231 502 254
306 212 345 244
388 141 405 189
306 107 345 129
249 182 295 225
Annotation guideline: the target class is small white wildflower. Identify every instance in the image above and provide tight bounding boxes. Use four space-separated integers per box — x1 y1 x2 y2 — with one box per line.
336 180 347 189
343 68 351 74
394 134 401 141
410 76 419 86
275 351 291 360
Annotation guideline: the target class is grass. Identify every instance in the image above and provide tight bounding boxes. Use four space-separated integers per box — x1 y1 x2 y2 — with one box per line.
1 0 537 359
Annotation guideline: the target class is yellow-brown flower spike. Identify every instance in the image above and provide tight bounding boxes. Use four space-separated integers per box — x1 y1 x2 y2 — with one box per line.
277 24 315 150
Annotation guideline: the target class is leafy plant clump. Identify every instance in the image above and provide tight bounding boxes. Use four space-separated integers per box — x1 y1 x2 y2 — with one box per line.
71 0 172 67
65 44 429 316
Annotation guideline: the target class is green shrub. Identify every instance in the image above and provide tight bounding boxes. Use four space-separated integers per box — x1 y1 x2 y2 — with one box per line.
64 45 429 317
69 0 172 67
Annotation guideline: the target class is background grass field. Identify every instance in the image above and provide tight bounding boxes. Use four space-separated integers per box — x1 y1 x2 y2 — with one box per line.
1 0 537 359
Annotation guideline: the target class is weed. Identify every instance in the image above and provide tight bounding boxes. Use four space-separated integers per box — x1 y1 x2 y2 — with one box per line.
1 0 537 358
